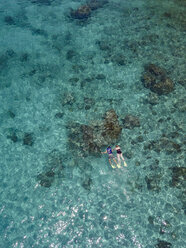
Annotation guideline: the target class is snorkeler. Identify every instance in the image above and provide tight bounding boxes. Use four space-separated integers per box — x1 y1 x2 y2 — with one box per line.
102 146 118 168
113 145 127 167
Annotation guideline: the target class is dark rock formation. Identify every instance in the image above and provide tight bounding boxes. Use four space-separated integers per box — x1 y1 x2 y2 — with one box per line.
66 50 77 60
95 74 106 80
88 0 108 10
121 114 140 129
6 49 16 58
102 109 122 143
169 167 186 188
69 77 79 85
111 54 126 65
0 54 8 71
173 98 186 112
156 239 172 248
61 92 75 106
67 109 122 157
37 150 65 187
145 64 166 77
84 97 95 110
144 137 181 154
70 0 108 20
146 92 159 105
82 176 92 190
30 0 53 5
31 28 48 37
145 175 161 192
55 112 64 119
7 132 18 143
178 78 186 88
67 122 100 157
8 110 16 118
141 64 174 95
96 40 111 51
20 53 29 62
4 16 15 25
70 5 91 20
37 170 55 187
23 133 34 146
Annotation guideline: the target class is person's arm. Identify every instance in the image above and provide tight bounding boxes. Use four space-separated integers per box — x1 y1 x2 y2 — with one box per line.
102 150 107 154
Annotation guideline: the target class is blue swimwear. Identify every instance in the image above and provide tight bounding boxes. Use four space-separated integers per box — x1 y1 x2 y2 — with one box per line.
107 147 112 154
107 147 114 159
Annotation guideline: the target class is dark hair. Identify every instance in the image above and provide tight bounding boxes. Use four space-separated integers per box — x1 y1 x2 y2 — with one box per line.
108 146 111 148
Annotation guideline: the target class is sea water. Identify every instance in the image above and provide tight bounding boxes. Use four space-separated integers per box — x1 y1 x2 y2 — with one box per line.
0 0 185 247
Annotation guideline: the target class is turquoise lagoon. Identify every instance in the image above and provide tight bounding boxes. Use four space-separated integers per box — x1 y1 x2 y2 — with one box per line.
0 0 185 247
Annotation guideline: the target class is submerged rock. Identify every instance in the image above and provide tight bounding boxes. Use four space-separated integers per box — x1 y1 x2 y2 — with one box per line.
121 114 140 129
82 176 92 191
37 150 65 187
145 64 166 77
67 109 122 157
4 16 15 25
30 0 53 5
0 54 8 70
55 112 64 119
144 137 181 154
156 239 172 248
169 167 186 188
84 97 95 110
146 92 159 105
66 50 77 60
23 133 34 146
67 122 100 157
145 175 161 192
7 132 18 143
70 0 108 20
102 109 122 143
70 5 91 20
88 0 108 10
141 64 174 95
37 170 55 187
178 78 186 88
61 92 75 106
111 54 126 65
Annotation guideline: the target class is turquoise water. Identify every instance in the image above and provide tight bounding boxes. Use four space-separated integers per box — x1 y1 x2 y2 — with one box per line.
0 0 185 247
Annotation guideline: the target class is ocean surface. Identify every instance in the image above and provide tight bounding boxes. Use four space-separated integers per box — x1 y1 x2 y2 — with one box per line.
0 0 185 247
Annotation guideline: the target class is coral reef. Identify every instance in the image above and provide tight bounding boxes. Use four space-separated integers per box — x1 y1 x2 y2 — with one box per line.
70 5 91 20
37 170 55 187
156 239 172 248
23 133 34 146
121 114 140 129
70 0 108 20
144 137 181 154
67 109 122 157
37 150 65 187
141 64 174 95
169 167 186 188
145 175 161 192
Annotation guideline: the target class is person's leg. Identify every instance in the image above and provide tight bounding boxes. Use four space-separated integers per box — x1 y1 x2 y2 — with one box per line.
113 158 118 165
117 154 121 165
121 154 127 166
109 159 116 168
121 154 125 161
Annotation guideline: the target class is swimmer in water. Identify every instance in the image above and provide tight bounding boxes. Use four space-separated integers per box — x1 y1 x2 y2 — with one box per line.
102 146 118 168
113 145 127 166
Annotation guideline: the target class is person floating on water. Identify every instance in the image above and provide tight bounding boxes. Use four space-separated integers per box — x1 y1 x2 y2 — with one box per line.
102 146 118 168
113 145 127 167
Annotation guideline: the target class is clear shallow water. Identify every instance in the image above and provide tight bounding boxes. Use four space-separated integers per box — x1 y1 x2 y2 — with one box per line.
0 0 185 247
